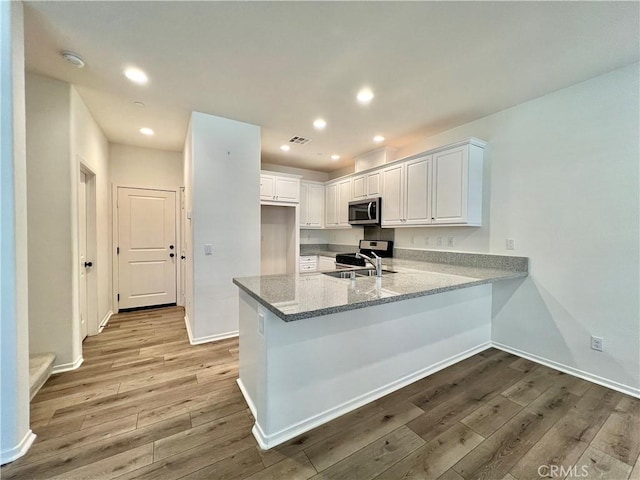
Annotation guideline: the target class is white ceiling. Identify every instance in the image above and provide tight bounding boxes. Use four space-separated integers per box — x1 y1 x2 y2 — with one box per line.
23 1 639 172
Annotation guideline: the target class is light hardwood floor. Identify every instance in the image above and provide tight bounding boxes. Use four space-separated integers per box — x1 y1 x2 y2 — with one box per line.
2 306 639 480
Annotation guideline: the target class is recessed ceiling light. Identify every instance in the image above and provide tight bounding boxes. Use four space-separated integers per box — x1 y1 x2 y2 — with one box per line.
280 145 290 151
133 101 145 108
357 88 374 104
124 67 148 85
313 118 327 130
61 51 85 68
373 135 385 143
139 127 154 136
331 154 340 161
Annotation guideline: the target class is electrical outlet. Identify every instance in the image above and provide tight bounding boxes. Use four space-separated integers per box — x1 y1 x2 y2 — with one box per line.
506 239 515 250
424 236 430 246
591 336 603 352
411 235 416 245
436 237 443 246
447 237 455 247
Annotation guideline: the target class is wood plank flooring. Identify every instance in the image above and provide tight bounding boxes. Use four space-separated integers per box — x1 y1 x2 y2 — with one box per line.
2 306 638 480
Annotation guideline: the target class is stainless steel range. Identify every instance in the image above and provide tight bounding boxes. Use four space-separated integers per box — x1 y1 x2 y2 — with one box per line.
335 240 394 268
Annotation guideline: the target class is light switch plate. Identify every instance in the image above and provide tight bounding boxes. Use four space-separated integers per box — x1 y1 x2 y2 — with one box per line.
204 244 213 255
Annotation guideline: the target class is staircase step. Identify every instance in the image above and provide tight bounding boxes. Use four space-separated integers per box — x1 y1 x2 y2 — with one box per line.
29 353 55 400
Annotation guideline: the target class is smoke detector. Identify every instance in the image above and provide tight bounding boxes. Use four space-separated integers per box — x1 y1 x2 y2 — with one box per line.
61 51 85 68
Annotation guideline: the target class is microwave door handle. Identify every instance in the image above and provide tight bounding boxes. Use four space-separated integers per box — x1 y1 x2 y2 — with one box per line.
367 202 373 220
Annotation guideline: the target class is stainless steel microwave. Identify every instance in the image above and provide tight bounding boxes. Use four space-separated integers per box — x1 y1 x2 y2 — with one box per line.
348 197 381 225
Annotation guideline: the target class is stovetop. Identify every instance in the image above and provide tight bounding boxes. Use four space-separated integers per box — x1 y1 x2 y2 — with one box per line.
335 240 393 267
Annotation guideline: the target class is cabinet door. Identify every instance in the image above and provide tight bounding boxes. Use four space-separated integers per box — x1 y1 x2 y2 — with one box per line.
325 183 338 226
337 179 352 226
404 155 432 225
260 175 275 200
299 182 309 226
275 177 300 202
366 171 381 197
381 164 404 225
432 146 467 224
352 175 366 199
307 184 324 228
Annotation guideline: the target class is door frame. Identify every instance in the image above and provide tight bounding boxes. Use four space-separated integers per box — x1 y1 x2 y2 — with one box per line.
79 161 99 336
112 184 181 313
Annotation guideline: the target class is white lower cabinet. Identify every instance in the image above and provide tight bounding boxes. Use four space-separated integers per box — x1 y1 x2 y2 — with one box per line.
299 255 317 272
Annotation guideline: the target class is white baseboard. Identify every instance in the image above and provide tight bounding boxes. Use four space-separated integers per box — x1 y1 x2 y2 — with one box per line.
251 341 491 450
98 310 113 333
1 429 36 465
51 355 84 374
184 315 238 345
492 342 640 399
237 378 257 418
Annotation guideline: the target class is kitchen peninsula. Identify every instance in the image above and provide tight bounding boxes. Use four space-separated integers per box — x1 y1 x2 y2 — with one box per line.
233 251 528 450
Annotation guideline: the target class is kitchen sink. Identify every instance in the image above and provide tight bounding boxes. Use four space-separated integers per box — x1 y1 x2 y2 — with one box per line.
322 269 396 279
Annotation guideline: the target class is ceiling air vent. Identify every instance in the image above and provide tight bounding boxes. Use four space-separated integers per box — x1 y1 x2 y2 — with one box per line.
289 136 312 145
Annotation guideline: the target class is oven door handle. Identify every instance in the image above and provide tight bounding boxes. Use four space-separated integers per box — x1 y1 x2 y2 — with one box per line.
367 202 373 220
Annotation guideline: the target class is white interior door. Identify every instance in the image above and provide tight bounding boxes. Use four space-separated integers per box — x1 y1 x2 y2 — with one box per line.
118 187 177 310
79 172 88 340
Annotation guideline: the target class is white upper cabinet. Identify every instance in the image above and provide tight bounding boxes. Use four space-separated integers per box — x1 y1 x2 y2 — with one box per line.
300 181 324 228
260 175 275 199
352 171 382 200
260 173 300 203
382 157 432 226
325 178 352 228
381 163 405 226
432 143 483 225
262 139 484 228
325 183 338 227
381 139 484 227
404 155 432 225
337 178 351 226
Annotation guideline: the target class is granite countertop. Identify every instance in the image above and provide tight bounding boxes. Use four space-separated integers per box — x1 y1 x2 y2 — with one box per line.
233 253 528 322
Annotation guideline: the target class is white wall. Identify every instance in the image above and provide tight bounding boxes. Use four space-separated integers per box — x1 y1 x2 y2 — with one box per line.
261 162 329 183
185 112 261 343
396 64 640 395
25 74 76 368
71 88 111 333
110 143 182 189
300 228 365 247
25 74 110 370
1 0 34 464
183 122 194 331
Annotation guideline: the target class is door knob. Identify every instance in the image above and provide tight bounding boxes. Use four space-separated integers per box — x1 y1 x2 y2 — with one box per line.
181 255 186 260
169 253 175 258
84 261 93 268
169 245 174 249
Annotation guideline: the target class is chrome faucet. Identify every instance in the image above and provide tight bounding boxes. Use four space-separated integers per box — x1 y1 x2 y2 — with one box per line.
356 252 382 277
